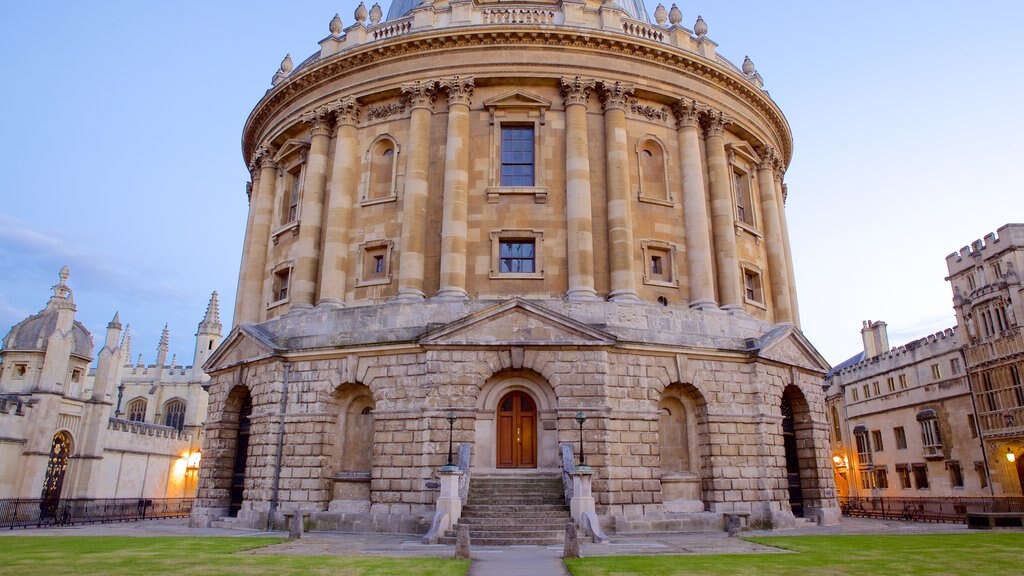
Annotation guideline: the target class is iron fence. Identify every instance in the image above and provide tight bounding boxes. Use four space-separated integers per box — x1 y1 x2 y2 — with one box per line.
839 496 1024 524
0 497 193 529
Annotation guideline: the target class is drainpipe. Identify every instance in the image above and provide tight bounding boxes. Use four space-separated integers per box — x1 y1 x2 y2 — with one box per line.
267 362 291 530
961 348 996 497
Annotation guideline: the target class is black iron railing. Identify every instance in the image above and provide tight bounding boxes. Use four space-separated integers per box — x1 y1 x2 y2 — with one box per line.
0 497 194 529
839 496 1024 524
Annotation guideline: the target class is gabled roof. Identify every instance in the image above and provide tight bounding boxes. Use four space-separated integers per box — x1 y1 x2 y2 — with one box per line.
752 324 831 374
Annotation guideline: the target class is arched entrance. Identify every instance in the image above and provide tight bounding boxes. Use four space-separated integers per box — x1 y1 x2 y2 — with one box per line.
1016 450 1024 495
496 391 537 468
40 431 73 519
228 392 252 517
781 395 804 517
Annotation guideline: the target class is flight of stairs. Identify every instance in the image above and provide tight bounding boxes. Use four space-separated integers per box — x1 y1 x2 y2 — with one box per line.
439 474 571 545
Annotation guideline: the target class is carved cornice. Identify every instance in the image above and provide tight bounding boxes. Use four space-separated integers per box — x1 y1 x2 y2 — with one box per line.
329 96 361 126
401 80 438 110
598 80 635 111
700 108 731 138
672 98 702 129
441 75 475 107
244 28 792 167
249 144 279 172
560 76 596 107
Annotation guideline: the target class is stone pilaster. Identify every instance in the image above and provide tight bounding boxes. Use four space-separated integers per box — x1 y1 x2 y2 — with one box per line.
599 81 640 302
560 76 600 301
755 147 792 323
239 145 278 324
673 98 716 309
234 175 259 325
396 80 437 301
319 97 361 307
701 109 741 309
777 179 801 327
436 76 474 300
291 107 334 308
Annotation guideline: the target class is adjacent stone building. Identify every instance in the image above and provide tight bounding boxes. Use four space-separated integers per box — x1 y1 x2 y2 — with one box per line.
192 0 838 533
826 224 1024 500
0 268 221 502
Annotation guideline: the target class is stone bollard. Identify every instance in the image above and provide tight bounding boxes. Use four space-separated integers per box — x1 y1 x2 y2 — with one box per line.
726 514 742 537
455 524 471 560
563 521 580 558
286 511 306 539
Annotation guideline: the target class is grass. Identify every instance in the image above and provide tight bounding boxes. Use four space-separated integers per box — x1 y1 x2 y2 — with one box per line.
564 533 1024 575
0 537 469 576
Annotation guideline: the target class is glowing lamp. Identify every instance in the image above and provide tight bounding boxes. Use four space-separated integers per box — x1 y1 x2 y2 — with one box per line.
1007 448 1016 464
186 451 202 471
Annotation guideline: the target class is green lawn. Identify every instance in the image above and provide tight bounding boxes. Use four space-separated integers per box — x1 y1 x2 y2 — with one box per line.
0 537 469 576
565 533 1024 576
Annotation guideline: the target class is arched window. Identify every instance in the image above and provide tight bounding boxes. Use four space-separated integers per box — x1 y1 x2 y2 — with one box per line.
366 137 398 202
126 398 147 422
636 137 670 204
164 399 187 431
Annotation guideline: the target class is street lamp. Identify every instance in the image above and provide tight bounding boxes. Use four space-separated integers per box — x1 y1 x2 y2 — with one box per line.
575 411 587 467
1007 448 1016 464
446 411 457 467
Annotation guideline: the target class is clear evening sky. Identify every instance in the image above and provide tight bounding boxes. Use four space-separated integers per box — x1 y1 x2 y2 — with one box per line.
1 1 1021 367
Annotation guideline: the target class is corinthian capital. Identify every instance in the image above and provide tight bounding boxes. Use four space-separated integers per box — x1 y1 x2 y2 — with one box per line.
301 105 335 136
699 108 731 137
672 97 703 129
597 80 635 111
401 80 438 110
441 75 475 107
249 144 279 172
329 96 361 126
756 145 777 171
560 76 597 107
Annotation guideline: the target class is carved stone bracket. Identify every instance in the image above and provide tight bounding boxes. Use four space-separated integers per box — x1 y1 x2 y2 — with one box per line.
401 80 439 110
441 75 475 107
560 76 597 107
597 80 635 111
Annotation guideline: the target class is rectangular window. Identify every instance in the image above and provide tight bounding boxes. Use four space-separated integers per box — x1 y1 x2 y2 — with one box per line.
894 426 907 450
273 268 290 302
968 414 978 438
499 240 536 274
975 462 988 489
500 126 535 186
920 418 942 455
899 374 908 389
1011 365 1024 407
950 357 961 375
873 381 881 396
871 430 884 452
983 372 1000 412
855 429 873 467
897 464 912 489
863 384 871 399
859 470 874 490
734 170 753 226
851 388 859 401
356 240 394 287
912 463 929 489
282 168 301 224
931 364 941 380
651 255 663 275
874 467 889 489
887 377 895 392
947 461 963 488
743 269 763 304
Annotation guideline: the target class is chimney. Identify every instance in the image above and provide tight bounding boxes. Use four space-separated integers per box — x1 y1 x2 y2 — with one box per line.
861 320 889 359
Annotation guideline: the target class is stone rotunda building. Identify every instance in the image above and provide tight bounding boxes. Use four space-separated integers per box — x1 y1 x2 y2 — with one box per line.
192 0 838 535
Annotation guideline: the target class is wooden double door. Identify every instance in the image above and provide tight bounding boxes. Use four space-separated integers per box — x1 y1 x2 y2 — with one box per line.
497 391 537 468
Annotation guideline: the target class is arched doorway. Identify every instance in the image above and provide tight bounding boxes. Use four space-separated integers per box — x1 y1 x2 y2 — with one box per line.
40 431 73 519
228 392 252 517
1016 450 1024 495
781 395 804 517
496 391 537 468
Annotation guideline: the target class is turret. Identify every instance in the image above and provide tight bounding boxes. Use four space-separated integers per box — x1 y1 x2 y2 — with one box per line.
192 292 223 383
91 312 123 402
37 267 81 393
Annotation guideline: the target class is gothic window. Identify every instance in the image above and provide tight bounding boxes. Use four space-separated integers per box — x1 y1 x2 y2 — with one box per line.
1011 365 1024 407
126 398 147 422
917 409 942 458
164 399 186 431
364 136 399 204
500 126 535 186
636 137 671 204
489 229 544 279
853 425 872 468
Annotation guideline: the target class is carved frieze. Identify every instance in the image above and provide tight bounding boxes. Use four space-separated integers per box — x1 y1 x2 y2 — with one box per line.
365 102 404 122
628 99 668 122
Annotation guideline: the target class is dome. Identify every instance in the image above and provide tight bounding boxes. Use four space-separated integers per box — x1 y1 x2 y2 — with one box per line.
386 0 650 22
1 268 93 360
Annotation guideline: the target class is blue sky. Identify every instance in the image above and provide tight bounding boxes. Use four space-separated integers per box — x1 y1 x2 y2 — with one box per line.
1 1 1021 366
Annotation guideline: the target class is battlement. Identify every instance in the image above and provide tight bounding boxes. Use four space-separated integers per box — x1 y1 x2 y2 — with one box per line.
107 417 192 442
833 326 960 380
946 223 1024 277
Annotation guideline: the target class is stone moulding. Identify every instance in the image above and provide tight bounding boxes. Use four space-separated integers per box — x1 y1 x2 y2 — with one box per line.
242 26 791 166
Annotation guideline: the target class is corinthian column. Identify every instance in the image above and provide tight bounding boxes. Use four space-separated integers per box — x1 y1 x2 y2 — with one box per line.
291 106 333 308
560 77 600 301
397 80 437 301
599 81 640 302
673 98 716 309
436 76 474 300
702 109 741 309
755 146 792 323
238 145 278 324
777 179 801 326
233 178 257 325
318 97 361 307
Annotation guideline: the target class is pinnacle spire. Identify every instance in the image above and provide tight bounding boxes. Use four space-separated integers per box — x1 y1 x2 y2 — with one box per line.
198 291 223 335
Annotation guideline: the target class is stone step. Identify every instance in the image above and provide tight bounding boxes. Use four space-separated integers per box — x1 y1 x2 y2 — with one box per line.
456 521 569 531
447 527 566 539
462 504 569 514
466 498 567 506
437 535 565 546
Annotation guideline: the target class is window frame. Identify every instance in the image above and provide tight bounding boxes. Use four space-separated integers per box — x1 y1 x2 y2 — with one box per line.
355 239 394 287
269 261 294 308
499 124 536 187
163 398 187 432
361 135 400 206
740 264 766 308
635 135 673 206
483 91 551 204
640 239 679 288
489 229 544 280
126 397 147 423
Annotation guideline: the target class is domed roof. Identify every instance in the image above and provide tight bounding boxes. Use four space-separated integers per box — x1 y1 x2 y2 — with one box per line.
1 268 93 360
386 0 650 23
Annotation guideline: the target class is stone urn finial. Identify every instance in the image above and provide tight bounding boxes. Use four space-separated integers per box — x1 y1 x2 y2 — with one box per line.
668 4 682 26
355 2 368 23
654 4 668 26
742 55 756 75
272 54 293 86
329 13 343 35
694 15 707 37
369 3 383 24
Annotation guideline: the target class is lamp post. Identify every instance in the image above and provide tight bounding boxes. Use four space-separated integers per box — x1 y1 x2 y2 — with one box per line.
575 411 587 467
1007 448 1016 464
446 411 457 467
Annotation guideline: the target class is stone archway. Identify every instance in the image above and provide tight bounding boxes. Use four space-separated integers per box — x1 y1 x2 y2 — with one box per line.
496 390 538 468
658 383 708 512
40 431 73 519
475 372 558 472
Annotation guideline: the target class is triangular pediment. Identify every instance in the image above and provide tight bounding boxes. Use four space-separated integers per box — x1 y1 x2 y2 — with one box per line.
755 325 830 373
274 138 311 162
420 298 616 347
725 140 760 165
203 325 278 372
483 90 552 111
